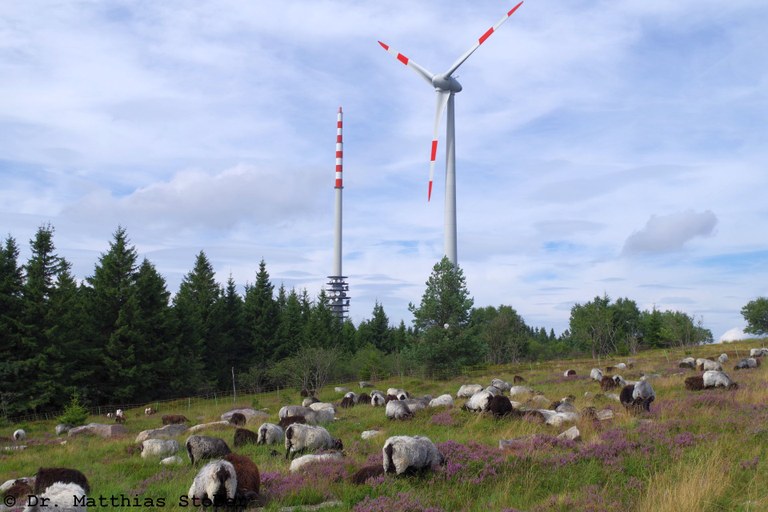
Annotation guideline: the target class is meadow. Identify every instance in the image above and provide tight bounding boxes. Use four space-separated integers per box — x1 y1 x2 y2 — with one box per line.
3 339 768 511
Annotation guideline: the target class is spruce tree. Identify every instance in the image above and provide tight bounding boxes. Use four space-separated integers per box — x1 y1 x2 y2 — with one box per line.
243 259 278 362
0 236 24 416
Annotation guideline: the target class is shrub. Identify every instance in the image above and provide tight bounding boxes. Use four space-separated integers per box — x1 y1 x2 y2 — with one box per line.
58 393 89 426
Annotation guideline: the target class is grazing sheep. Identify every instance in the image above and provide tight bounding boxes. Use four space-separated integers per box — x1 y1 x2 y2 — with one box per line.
750 348 768 357
185 435 232 465
284 424 342 460
678 357 696 369
278 415 307 429
370 391 386 407
620 380 655 413
34 467 90 494
233 428 259 448
590 368 603 382
144 407 157 415
289 452 343 473
307 402 336 423
343 391 358 402
684 375 705 390
697 359 722 372
187 460 237 506
386 388 406 398
357 392 371 404
718 353 729 363
279 405 313 419
703 370 738 389
385 400 414 420
24 482 87 512
140 439 179 459
600 376 618 390
223 453 260 501
350 464 385 484
490 379 511 392
228 412 246 427
115 409 125 424
256 423 284 446
340 396 355 408
563 369 576 377
463 390 493 412
402 397 430 415
734 358 760 370
278 405 328 425
162 414 189 425
457 384 483 398
383 436 443 475
12 429 26 441
428 394 454 408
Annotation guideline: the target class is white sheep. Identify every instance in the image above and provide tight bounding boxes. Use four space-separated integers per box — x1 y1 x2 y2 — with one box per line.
141 439 179 459
457 384 483 398
187 460 237 506
23 482 87 512
536 410 579 427
679 357 696 368
428 394 454 408
484 385 502 396
256 423 284 445
278 405 322 425
508 386 534 399
284 423 342 459
697 359 722 371
383 435 443 475
750 348 768 357
703 370 738 389
370 391 386 407
590 368 603 381
13 429 26 441
289 452 344 473
734 357 760 370
718 353 728 363
463 390 493 412
490 379 511 392
615 362 627 370
385 400 413 420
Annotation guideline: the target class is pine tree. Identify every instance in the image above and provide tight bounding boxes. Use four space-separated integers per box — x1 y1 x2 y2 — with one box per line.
243 260 278 362
303 289 340 349
213 275 248 389
273 288 305 360
409 256 474 332
0 236 25 417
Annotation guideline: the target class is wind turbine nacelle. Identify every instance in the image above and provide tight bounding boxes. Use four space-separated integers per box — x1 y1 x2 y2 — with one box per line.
432 74 462 93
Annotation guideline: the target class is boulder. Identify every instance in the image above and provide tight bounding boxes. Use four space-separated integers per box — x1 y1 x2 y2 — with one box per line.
135 423 189 444
361 430 382 440
160 455 184 465
220 408 269 425
68 423 127 438
187 421 231 434
558 426 581 441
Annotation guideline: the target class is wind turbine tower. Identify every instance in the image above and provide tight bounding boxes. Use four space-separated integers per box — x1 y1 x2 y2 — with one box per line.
327 107 350 320
379 2 524 265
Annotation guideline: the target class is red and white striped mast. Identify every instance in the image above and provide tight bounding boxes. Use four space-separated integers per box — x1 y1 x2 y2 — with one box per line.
328 106 349 319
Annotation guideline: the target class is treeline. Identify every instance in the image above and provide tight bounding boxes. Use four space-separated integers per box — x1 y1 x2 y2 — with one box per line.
0 225 712 419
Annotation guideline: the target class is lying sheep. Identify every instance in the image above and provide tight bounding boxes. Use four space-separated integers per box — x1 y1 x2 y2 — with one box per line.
428 394 454 408
278 405 327 425
685 370 738 390
383 436 443 475
187 460 237 506
678 357 696 369
697 359 722 372
223 453 260 502
508 386 534 399
487 395 517 418
233 428 259 448
718 353 729 364
620 380 655 414
490 379 511 392
162 414 189 425
289 452 343 473
457 384 483 398
140 439 179 459
185 435 232 465
590 368 603 382
284 424 342 460
357 392 371 404
34 467 90 494
228 412 246 427
256 423 284 446
302 396 320 407
734 358 760 370
371 391 386 407
463 390 493 412
563 369 576 377
12 429 26 441
750 348 768 357
24 482 87 512
385 400 414 420
4 479 33 509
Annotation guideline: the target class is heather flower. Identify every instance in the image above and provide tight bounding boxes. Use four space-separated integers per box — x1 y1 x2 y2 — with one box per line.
740 456 759 470
353 492 444 512
430 410 456 426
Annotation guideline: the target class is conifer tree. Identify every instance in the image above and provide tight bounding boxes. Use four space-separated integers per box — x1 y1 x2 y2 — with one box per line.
0 236 24 416
243 260 278 361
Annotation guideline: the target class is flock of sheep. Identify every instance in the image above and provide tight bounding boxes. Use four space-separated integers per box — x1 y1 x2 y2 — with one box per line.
2 345 765 510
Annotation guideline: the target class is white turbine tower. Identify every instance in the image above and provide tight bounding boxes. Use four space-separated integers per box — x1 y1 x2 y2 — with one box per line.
379 1 524 265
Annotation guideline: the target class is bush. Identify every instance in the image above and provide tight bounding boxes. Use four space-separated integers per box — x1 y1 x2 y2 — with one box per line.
58 393 89 427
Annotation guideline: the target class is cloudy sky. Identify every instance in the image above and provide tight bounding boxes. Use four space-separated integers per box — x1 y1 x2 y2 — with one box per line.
1 0 766 342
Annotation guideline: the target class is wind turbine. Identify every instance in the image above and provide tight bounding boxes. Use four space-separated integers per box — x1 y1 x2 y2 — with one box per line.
379 2 524 265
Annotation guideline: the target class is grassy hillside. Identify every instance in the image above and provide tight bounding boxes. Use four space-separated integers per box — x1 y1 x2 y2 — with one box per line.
3 340 768 511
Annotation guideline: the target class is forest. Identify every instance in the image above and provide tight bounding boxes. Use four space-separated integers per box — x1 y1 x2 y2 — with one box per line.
0 225 720 419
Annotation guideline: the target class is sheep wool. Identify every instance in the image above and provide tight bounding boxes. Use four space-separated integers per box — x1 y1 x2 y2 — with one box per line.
457 384 483 398
185 435 231 465
23 482 87 512
383 436 443 475
256 423 284 446
140 439 179 459
284 424 342 459
187 460 237 506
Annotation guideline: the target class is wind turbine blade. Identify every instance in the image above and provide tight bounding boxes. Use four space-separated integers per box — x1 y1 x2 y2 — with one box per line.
444 1 523 77
378 41 435 85
428 91 451 202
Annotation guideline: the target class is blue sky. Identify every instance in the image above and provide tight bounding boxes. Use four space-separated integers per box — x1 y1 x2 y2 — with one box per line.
1 0 766 342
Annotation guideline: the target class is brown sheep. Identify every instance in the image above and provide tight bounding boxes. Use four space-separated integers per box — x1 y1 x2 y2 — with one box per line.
350 464 385 484
34 467 90 494
228 412 247 426
278 415 306 429
234 428 259 448
223 453 260 502
162 414 189 425
685 375 705 390
600 376 618 391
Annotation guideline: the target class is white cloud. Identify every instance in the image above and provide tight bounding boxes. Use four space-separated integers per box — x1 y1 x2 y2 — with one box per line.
717 327 758 343
622 210 718 255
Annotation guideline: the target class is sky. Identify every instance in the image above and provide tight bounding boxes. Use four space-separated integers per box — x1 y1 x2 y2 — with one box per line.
1 0 766 342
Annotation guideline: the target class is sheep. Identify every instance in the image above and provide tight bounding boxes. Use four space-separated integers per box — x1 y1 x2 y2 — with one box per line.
371 391 387 407
428 394 454 408
615 363 627 370
678 357 696 369
187 460 237 507
140 439 179 459
289 452 343 473
350 464 385 484
284 424 342 460
487 395 517 418
302 396 320 407
508 386 534 399
484 385 503 396
536 409 580 427
734 357 760 370
385 400 414 420
620 380 655 414
278 405 329 425
513 375 526 384
359 381 373 388
563 369 576 377
343 391 358 402
278 415 307 429
256 423 284 446
185 435 232 465
307 402 336 423
704 370 738 389
144 407 157 415
228 412 246 426
23 482 87 512
12 429 26 441
590 368 603 382
162 414 189 425
223 453 260 502
386 388 407 398
600 376 618 390
718 353 729 363
612 375 628 387
697 359 722 372
463 390 493 412
340 395 356 408
383 435 443 475
750 348 768 357
490 379 511 392
33 467 90 494
357 392 371 404
232 428 258 448
115 409 125 424
457 384 483 398
401 397 430 415
4 479 33 509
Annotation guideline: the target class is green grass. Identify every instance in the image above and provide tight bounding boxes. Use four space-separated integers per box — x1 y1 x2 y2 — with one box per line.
3 340 768 511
